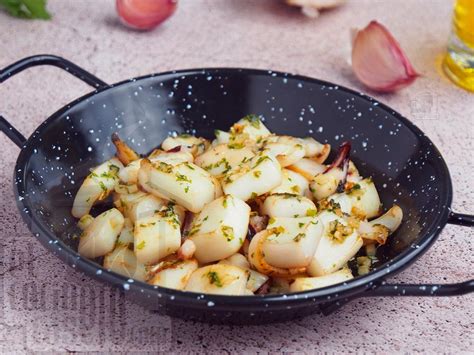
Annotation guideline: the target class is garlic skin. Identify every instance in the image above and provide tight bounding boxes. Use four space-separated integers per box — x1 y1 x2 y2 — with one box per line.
351 21 419 93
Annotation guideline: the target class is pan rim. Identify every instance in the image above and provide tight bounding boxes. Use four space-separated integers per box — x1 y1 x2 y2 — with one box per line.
12 67 453 308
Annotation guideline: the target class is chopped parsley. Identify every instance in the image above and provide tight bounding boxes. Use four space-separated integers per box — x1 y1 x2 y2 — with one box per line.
98 180 107 192
176 173 192 183
227 142 245 149
293 233 306 242
291 185 300 193
184 162 195 170
242 114 261 128
306 209 317 217
154 161 173 174
252 155 271 168
136 241 146 250
206 271 223 287
221 225 234 241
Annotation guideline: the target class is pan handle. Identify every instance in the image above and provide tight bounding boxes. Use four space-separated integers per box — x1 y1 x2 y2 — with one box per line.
321 211 473 315
0 54 108 148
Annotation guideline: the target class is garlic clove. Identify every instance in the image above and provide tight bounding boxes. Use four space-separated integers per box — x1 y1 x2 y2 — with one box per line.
351 21 419 93
286 0 346 18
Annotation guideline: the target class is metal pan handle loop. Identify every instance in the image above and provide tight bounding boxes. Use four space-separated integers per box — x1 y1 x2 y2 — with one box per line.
0 54 108 148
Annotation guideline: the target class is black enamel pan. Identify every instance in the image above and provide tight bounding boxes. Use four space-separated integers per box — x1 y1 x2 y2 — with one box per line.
1 55 472 324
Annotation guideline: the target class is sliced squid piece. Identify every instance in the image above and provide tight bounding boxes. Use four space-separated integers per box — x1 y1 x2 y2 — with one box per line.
309 168 345 201
258 216 323 269
148 149 194 164
113 190 147 215
118 159 142 185
218 253 269 292
229 115 271 142
72 158 123 218
358 205 403 244
329 178 381 219
309 141 352 201
184 264 250 295
370 204 403 232
161 135 209 157
211 176 223 199
114 183 138 194
290 268 353 292
212 129 231 146
262 135 306 167
138 159 216 213
134 206 182 264
270 169 312 198
188 195 250 263
287 158 326 181
301 137 331 163
78 208 125 259
307 211 363 276
103 245 146 281
218 253 250 269
116 218 134 247
111 133 140 166
222 151 282 201
119 148 193 186
77 214 94 230
248 230 306 277
147 258 198 290
126 194 166 223
194 143 255 176
260 193 317 218
347 161 362 183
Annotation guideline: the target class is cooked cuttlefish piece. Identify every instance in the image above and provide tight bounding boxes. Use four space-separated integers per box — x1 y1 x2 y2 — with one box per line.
104 245 146 281
161 134 210 157
134 205 182 264
249 215 323 273
290 268 353 292
78 208 124 258
138 159 216 213
188 195 250 263
307 211 363 276
147 258 198 290
260 193 317 218
72 158 123 218
270 168 312 198
328 178 381 219
222 151 282 201
184 264 250 295
194 143 255 177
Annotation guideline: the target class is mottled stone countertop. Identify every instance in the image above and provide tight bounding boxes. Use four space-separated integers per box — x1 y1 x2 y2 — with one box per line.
0 0 472 353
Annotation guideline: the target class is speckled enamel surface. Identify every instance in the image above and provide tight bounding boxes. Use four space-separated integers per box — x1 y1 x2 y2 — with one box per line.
0 0 472 352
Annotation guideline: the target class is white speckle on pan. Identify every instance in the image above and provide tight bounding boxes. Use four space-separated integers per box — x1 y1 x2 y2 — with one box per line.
87 146 92 152
123 283 130 291
207 301 215 307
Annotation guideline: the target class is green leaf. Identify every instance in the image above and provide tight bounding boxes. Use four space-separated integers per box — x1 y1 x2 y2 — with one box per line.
0 0 51 19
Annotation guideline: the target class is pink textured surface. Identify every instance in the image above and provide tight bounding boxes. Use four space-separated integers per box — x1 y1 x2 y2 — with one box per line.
0 0 472 352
